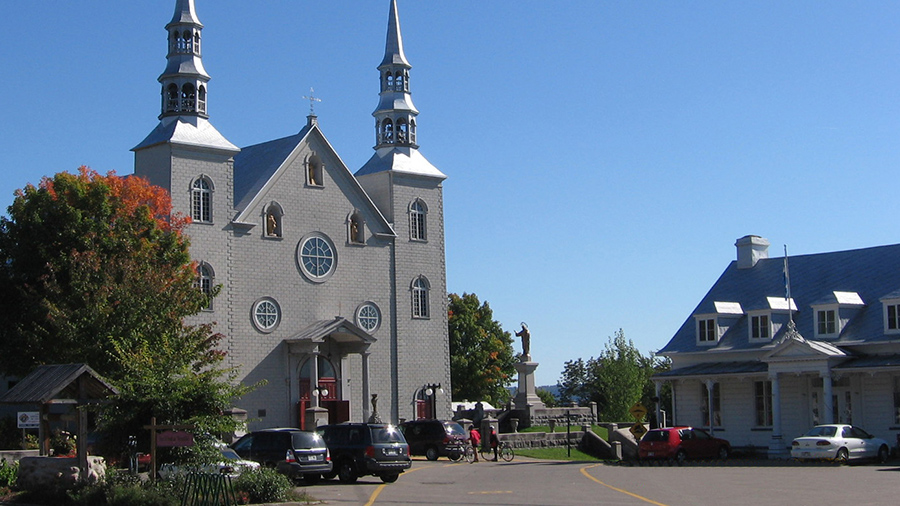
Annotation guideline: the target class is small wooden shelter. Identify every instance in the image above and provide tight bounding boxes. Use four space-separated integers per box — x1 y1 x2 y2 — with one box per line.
0 364 118 478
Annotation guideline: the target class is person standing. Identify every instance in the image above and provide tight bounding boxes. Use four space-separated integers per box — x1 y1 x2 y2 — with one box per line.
469 425 481 462
489 427 499 461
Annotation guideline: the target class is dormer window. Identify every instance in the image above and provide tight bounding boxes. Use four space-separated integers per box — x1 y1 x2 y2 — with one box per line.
880 291 900 335
698 318 717 343
811 291 864 339
751 314 770 340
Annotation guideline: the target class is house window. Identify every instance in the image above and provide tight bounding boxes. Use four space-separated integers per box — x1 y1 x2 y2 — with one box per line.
412 277 429 319
701 383 721 427
410 200 427 241
755 380 772 427
817 309 836 336
893 377 900 425
192 178 212 223
887 304 900 332
698 318 716 343
751 315 770 339
252 298 280 333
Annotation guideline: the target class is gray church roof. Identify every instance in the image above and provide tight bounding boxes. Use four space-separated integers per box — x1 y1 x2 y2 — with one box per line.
356 146 446 179
659 243 900 355
132 116 239 152
233 127 310 211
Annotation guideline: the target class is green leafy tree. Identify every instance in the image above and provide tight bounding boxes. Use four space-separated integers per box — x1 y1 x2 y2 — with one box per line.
536 387 558 408
448 293 517 406
557 329 670 422
0 167 253 454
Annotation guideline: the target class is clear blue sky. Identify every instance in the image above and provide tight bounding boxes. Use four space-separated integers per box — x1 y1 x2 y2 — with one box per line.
3 1 900 387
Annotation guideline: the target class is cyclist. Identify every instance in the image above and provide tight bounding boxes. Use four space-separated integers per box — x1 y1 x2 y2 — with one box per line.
489 427 499 461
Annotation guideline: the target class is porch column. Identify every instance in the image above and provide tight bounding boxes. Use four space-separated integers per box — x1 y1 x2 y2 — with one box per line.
653 381 662 429
361 352 371 422
310 354 320 409
769 372 785 458
704 379 716 436
822 370 834 424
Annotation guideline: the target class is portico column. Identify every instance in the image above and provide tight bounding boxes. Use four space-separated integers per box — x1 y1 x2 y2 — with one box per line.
704 379 716 436
653 381 662 429
769 372 784 458
822 370 834 424
310 354 320 408
361 352 371 422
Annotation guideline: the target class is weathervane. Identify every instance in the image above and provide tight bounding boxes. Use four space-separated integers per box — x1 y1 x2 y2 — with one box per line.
302 87 322 116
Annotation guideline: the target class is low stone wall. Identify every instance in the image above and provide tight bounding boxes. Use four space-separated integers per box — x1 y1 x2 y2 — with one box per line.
500 430 584 449
16 456 106 491
0 449 39 464
530 407 593 428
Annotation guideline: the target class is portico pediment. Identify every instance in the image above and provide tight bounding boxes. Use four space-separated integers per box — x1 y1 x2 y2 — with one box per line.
763 335 847 363
284 317 376 355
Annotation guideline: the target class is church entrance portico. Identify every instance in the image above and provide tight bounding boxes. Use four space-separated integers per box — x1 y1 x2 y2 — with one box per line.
285 318 375 429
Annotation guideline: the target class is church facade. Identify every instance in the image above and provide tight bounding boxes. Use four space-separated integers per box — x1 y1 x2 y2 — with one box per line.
132 0 451 429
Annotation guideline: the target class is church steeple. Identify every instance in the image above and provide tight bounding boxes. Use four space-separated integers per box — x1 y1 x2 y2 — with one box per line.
159 0 210 119
373 0 418 149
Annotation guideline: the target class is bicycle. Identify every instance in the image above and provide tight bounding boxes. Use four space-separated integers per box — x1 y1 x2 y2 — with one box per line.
463 444 477 463
480 442 514 462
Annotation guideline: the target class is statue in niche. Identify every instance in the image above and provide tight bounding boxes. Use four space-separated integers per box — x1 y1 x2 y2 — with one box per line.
308 161 318 186
266 213 278 236
350 220 360 243
368 394 382 423
515 323 531 359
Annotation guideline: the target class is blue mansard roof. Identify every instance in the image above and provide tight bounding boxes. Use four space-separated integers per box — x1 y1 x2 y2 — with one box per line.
659 243 900 355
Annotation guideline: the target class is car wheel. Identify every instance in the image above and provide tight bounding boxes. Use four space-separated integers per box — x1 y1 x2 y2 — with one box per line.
338 461 358 484
448 451 461 462
675 450 687 464
381 473 399 483
425 446 439 461
718 446 729 460
877 445 889 464
834 448 849 465
304 473 321 485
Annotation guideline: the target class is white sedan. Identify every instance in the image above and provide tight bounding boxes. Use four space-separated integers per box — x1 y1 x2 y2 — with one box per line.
158 448 260 480
791 424 890 463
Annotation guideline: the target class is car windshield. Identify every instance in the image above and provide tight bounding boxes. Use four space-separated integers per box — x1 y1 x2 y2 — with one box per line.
292 431 324 448
803 426 837 437
444 422 465 436
372 426 405 443
220 448 241 461
642 430 669 442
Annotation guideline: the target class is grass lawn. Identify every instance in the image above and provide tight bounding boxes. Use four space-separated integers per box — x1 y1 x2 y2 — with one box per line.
514 446 603 461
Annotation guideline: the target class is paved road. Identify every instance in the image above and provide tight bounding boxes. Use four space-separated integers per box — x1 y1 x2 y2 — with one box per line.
299 457 900 505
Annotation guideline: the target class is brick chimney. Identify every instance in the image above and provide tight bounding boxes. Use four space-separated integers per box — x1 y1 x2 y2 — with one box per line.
735 235 769 269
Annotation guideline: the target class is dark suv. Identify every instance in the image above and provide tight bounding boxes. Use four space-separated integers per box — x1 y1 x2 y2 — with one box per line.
230 428 332 484
399 419 466 461
318 423 411 483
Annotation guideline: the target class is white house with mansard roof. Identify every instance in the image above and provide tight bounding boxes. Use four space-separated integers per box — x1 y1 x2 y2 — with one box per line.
654 235 900 456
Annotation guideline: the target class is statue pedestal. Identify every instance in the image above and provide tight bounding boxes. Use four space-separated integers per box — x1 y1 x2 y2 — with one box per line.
513 361 545 410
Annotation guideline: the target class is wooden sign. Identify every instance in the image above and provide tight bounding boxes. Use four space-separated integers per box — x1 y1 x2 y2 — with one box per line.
157 430 194 447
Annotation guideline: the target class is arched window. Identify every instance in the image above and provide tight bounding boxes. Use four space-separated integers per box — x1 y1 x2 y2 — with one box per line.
182 30 193 53
409 199 427 241
397 119 408 144
197 86 207 114
265 203 283 238
412 277 430 319
299 356 338 401
196 263 213 310
395 72 405 92
386 73 394 91
194 31 201 55
165 84 179 112
383 120 394 144
181 83 196 112
191 178 212 223
410 119 417 144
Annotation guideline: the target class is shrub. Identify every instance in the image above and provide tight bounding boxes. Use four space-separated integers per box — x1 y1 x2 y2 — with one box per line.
0 459 17 487
68 469 180 506
232 467 293 504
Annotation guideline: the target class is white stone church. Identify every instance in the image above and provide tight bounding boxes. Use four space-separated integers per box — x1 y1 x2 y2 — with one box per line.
132 0 451 430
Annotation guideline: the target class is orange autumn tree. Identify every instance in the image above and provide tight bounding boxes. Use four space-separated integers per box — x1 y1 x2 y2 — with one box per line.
448 293 516 406
0 167 250 451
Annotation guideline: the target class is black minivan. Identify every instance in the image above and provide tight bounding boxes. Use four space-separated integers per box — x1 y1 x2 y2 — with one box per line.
230 428 331 484
399 419 466 461
318 423 411 483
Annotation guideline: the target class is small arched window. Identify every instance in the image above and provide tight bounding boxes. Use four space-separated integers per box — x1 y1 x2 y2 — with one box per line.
409 199 427 241
165 84 179 112
412 277 430 319
181 83 196 112
194 31 201 55
191 178 212 223
196 263 214 310
183 30 193 53
386 73 394 91
383 120 394 144
397 119 408 144
395 72 405 92
410 119 417 144
198 85 207 114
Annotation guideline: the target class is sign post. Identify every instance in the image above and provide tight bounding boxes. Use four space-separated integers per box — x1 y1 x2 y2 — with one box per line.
629 402 648 440
143 417 195 480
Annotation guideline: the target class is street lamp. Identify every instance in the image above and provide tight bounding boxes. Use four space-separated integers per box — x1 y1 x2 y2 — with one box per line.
424 383 442 418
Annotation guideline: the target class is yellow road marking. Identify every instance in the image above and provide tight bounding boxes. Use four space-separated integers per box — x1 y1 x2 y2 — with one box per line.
469 490 513 495
580 464 670 506
365 464 428 506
